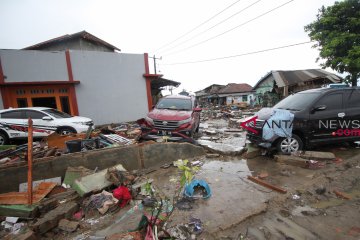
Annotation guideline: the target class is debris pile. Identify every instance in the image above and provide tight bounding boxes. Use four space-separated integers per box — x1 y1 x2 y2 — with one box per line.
0 122 142 167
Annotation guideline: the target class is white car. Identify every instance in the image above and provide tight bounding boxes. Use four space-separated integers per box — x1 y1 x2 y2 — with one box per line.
0 107 94 145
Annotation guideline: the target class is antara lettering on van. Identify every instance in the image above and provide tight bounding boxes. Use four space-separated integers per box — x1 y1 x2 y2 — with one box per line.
240 116 293 134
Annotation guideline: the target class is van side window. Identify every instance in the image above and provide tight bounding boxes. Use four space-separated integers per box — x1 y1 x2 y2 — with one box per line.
348 90 360 108
315 93 342 111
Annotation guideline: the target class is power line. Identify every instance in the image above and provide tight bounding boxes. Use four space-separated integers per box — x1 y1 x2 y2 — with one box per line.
163 0 295 57
153 0 243 54
159 0 263 55
161 41 312 65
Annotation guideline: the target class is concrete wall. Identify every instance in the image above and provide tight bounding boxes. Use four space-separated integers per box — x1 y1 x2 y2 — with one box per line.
0 142 205 193
70 51 149 124
0 50 68 82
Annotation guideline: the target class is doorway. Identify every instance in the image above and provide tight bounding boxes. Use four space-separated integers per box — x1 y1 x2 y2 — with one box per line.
32 97 57 109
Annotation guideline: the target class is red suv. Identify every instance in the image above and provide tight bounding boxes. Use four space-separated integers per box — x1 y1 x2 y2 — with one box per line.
139 95 201 143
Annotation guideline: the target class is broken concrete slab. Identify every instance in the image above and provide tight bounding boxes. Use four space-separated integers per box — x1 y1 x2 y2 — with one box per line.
58 219 79 232
72 164 126 197
274 155 309 168
63 166 93 188
293 151 336 161
31 202 78 234
197 134 246 155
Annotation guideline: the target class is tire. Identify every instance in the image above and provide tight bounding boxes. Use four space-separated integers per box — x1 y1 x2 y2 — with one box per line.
0 132 9 146
276 134 303 154
57 127 76 135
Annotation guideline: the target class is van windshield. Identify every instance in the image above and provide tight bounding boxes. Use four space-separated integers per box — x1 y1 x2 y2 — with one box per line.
273 92 320 111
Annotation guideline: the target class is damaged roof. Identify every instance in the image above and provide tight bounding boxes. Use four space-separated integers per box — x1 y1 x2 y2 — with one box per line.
254 69 342 89
217 83 253 94
23 30 121 51
151 77 180 90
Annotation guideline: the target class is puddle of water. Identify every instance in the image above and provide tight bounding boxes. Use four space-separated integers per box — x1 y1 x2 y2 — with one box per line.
200 159 252 178
311 190 360 209
292 205 317 216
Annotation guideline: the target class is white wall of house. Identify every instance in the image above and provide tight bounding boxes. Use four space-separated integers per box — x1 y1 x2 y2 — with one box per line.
220 92 255 105
0 50 149 125
0 50 68 82
70 51 148 124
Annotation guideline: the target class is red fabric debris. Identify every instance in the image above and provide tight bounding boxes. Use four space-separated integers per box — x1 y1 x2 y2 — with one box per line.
113 186 132 208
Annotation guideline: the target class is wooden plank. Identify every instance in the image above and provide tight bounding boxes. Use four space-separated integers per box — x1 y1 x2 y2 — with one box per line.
247 175 287 194
0 182 57 205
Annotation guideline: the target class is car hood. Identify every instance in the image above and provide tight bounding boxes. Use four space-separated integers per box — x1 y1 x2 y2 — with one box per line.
148 109 192 121
54 116 92 123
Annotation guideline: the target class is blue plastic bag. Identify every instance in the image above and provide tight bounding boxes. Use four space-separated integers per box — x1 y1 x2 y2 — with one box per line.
184 179 212 199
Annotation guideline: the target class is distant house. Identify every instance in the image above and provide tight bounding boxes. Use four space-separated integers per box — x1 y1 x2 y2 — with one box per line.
195 83 254 107
0 31 179 125
195 84 225 105
217 83 254 106
253 69 342 107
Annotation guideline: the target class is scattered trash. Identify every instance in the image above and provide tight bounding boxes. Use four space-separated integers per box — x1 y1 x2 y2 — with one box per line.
175 197 194 210
184 179 212 199
292 194 301 200
113 186 132 208
306 160 325 169
257 171 269 179
315 187 326 195
333 190 351 200
85 190 118 214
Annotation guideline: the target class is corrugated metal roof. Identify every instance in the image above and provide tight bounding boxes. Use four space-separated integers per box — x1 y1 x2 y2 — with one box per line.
23 31 120 51
254 69 342 89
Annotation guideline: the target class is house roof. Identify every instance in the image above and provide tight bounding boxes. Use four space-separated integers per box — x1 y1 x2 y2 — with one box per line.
151 77 180 90
23 31 121 51
217 83 253 94
254 69 342 89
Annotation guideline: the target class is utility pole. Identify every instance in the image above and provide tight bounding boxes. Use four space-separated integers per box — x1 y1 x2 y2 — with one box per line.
150 55 162 74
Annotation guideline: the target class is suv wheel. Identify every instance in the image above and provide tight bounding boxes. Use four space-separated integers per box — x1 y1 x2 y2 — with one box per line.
0 132 9 146
57 127 76 135
276 134 303 154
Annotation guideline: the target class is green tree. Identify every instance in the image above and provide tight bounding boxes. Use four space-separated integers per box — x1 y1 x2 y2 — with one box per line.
305 0 360 86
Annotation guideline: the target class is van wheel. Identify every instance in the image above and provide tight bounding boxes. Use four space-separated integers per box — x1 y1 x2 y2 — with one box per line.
0 132 9 146
276 134 303 154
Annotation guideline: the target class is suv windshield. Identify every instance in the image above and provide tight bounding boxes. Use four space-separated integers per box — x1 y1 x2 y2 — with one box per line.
274 92 320 111
156 98 192 111
43 109 72 118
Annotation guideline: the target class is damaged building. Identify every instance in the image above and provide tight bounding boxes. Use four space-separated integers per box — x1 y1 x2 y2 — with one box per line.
253 69 342 107
195 83 254 107
0 31 179 125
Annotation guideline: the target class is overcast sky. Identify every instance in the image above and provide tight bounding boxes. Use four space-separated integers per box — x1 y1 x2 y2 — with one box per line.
0 0 339 94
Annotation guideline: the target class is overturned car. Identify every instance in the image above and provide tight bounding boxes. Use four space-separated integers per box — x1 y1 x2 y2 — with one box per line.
245 87 360 153
138 95 201 143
